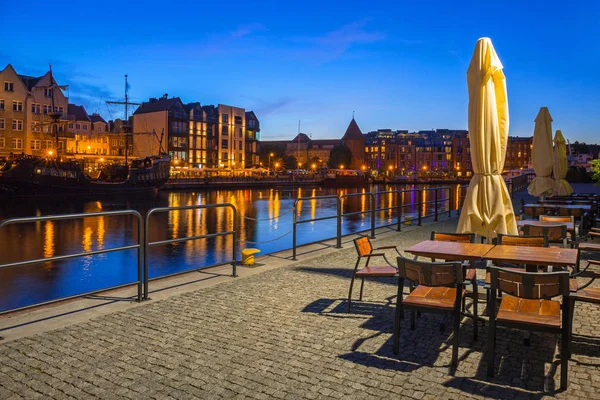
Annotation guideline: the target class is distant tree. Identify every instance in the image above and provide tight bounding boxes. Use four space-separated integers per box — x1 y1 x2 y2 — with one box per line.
328 144 353 169
258 144 286 167
282 155 297 170
591 159 600 184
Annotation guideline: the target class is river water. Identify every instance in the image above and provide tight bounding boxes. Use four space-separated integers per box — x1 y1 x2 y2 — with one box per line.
0 184 461 312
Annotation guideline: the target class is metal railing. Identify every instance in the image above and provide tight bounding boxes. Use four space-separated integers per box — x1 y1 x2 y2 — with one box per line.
0 210 144 315
144 204 238 299
292 195 341 260
291 187 453 258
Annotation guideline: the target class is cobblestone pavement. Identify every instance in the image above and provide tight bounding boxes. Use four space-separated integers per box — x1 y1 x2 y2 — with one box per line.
1 217 600 399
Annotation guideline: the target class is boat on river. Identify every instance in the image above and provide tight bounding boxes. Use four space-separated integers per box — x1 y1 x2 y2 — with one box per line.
324 169 370 188
0 154 171 196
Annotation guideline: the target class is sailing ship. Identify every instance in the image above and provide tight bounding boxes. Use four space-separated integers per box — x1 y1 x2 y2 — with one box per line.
0 71 171 196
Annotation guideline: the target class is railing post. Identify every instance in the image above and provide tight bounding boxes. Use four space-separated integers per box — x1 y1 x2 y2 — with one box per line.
231 206 238 277
370 193 376 238
336 197 342 248
143 211 150 300
417 189 422 226
447 187 452 217
292 203 297 260
137 214 143 303
396 191 402 231
434 188 439 221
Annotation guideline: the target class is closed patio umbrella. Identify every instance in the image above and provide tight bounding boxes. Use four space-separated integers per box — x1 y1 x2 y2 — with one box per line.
553 129 573 196
457 38 518 238
527 107 554 198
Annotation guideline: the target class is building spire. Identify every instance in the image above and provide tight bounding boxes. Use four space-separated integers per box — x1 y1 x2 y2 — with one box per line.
352 110 355 120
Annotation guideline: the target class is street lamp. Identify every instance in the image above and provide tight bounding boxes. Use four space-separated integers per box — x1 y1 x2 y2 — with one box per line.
340 164 344 169
269 152 274 175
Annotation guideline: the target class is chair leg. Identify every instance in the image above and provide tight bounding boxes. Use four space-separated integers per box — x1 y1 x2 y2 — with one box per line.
561 299 570 390
347 274 356 312
473 282 478 341
568 299 575 359
452 310 460 367
393 278 403 355
410 310 416 330
487 317 496 377
359 278 365 301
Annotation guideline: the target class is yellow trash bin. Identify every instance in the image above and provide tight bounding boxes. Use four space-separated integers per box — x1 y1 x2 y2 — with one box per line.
241 248 260 265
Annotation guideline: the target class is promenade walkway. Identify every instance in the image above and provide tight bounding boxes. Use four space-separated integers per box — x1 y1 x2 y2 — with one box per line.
1 186 599 399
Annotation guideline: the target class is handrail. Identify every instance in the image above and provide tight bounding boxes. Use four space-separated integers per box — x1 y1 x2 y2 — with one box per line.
144 204 238 299
292 195 340 260
0 210 144 315
339 192 376 239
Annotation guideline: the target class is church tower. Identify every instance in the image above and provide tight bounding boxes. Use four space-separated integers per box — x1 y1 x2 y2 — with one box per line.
341 118 366 170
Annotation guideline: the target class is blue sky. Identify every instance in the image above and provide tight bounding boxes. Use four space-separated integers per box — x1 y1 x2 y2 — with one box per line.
2 1 599 142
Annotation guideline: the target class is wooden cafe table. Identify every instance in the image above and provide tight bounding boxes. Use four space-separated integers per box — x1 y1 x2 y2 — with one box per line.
516 220 575 232
524 203 592 212
405 240 495 261
484 245 579 269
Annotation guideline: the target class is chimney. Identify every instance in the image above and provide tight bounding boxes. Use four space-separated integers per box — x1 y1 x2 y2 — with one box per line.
162 93 168 99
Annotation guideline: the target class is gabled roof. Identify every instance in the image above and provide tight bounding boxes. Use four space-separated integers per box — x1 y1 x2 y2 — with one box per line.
90 113 107 124
342 118 363 140
68 104 91 122
18 74 43 91
202 105 218 120
292 133 311 143
134 97 183 115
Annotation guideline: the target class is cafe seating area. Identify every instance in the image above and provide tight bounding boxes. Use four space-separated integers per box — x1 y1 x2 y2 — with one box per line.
345 191 600 392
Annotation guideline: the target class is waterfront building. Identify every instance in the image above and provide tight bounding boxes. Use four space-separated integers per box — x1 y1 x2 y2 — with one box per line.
20 68 69 157
505 136 533 171
0 64 29 158
133 96 260 168
341 118 366 170
260 134 339 168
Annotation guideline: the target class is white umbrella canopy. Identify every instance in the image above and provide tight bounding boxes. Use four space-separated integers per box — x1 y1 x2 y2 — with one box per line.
552 130 573 196
457 38 518 238
527 107 555 198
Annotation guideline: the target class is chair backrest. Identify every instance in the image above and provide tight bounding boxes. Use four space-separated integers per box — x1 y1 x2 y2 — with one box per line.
490 266 569 300
497 234 548 247
397 256 461 287
353 237 373 257
539 215 574 224
430 231 475 243
522 224 567 241
523 206 546 218
559 207 584 217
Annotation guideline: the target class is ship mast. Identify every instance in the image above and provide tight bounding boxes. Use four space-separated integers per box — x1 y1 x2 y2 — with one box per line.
106 75 140 164
44 65 68 156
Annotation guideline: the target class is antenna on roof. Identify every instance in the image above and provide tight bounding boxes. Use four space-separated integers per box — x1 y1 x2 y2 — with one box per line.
352 110 355 120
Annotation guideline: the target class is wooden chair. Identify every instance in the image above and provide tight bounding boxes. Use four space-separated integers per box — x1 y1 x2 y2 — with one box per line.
540 215 578 242
430 231 478 315
393 256 475 367
523 205 547 219
487 267 571 389
568 262 600 357
348 236 400 311
522 224 569 247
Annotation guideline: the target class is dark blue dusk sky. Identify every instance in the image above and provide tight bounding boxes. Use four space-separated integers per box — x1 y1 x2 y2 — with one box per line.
2 1 599 142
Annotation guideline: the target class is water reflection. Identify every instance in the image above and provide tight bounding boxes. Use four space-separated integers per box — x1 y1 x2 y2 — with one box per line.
0 184 459 311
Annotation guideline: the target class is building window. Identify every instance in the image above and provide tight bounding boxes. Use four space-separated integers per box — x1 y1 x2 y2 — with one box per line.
12 101 23 112
222 114 229 124
221 152 228 161
0 99 4 110
31 103 40 114
44 88 53 98
0 119 4 129
30 140 41 150
221 139 228 148
0 137 4 148
12 138 23 149
111 139 118 146
12 119 23 130
44 105 51 114
82 124 88 130
76 124 81 129
4 82 14 92
221 126 228 135
234 116 242 125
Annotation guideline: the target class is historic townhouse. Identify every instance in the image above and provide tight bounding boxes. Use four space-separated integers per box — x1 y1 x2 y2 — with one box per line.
0 64 29 157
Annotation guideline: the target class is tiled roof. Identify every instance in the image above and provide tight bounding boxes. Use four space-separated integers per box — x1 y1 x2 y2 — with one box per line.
67 104 91 122
18 74 43 90
342 118 363 140
90 113 107 124
134 97 181 115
